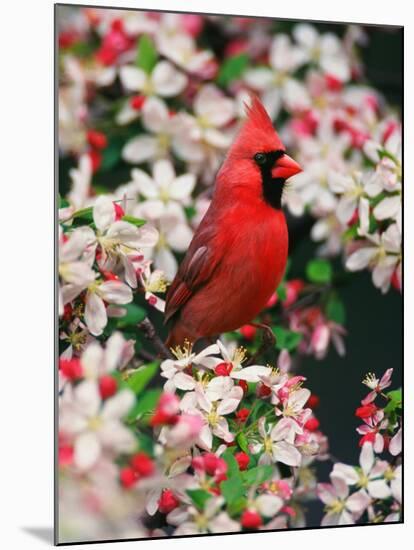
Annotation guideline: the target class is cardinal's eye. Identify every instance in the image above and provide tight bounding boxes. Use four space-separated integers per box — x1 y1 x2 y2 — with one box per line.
254 152 267 165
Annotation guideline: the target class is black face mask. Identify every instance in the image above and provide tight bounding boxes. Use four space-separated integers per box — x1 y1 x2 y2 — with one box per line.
254 150 286 209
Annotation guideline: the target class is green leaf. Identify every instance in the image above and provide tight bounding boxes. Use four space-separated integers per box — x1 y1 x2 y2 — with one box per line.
242 465 274 485
126 362 158 395
276 283 287 302
384 388 402 415
136 35 157 74
127 388 162 423
370 191 387 208
222 448 240 479
68 40 98 58
184 205 196 220
237 432 249 453
220 477 245 505
368 214 379 234
325 295 346 325
58 194 70 209
217 53 248 87
228 496 247 517
306 259 332 284
186 489 212 510
72 206 94 224
272 326 303 351
136 431 155 456
116 303 146 328
342 224 359 242
121 215 146 228
378 149 399 165
100 138 123 172
220 448 245 506
248 399 269 424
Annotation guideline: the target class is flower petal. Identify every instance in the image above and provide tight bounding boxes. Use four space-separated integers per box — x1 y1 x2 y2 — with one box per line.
359 442 374 475
142 97 169 133
346 489 370 515
255 494 283 517
367 479 392 499
169 174 196 201
85 292 107 336
119 65 147 92
74 432 101 470
273 441 302 466
373 196 401 221
99 281 133 304
152 61 188 97
122 136 158 164
93 196 115 232
346 246 377 271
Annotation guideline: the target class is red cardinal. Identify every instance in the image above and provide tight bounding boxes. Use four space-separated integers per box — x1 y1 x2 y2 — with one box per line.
165 96 302 347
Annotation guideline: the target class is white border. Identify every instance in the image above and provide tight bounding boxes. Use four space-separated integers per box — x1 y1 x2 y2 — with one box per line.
1 0 410 548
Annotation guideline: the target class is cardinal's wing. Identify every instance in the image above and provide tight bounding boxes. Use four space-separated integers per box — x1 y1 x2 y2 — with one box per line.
164 227 220 323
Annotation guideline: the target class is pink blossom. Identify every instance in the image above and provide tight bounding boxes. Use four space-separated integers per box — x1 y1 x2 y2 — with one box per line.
318 475 370 526
361 369 393 404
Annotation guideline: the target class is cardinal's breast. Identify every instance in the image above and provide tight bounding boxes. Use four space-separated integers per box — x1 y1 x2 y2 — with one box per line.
183 205 288 337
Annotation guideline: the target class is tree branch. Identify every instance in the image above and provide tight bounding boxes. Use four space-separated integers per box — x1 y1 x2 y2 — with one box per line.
137 318 173 360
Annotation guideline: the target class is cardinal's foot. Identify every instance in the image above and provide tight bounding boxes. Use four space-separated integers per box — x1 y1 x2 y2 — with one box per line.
253 323 276 348
246 323 276 365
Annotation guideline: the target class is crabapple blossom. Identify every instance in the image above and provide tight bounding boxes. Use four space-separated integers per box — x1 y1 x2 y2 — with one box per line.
356 414 388 454
317 474 371 526
388 464 402 504
59 226 96 305
293 24 351 81
130 159 195 209
243 492 284 524
361 368 393 404
120 97 184 161
172 84 235 170
79 331 135 379
244 34 309 118
205 340 272 383
274 385 312 426
250 417 302 467
389 427 402 456
160 340 220 391
93 195 159 288
163 414 205 449
119 60 187 99
83 279 133 336
67 154 93 210
333 443 391 499
137 262 168 312
59 379 136 470
157 31 214 76
134 200 193 279
169 496 240 535
179 379 243 449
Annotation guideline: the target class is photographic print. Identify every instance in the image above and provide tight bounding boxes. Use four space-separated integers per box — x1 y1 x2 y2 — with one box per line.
56 4 403 544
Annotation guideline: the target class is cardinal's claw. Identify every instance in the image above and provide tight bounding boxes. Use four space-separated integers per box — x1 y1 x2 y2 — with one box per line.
246 322 276 365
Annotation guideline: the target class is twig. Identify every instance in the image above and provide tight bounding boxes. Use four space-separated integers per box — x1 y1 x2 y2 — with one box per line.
283 285 331 316
137 348 157 362
137 318 173 359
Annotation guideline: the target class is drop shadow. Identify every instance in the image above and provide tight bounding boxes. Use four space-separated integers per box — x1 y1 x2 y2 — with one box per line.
22 527 54 545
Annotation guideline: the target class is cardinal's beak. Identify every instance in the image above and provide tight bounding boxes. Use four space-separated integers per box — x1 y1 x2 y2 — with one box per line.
272 154 302 180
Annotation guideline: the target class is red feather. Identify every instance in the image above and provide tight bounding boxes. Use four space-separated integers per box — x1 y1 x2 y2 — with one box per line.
165 96 299 347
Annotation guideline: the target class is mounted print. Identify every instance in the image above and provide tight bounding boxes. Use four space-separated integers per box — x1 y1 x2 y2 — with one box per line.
56 3 403 544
